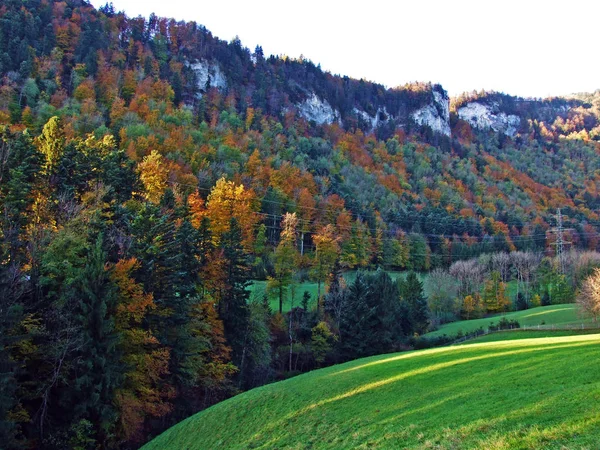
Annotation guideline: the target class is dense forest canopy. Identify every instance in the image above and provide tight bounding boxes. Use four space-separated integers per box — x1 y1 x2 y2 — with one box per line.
1 0 600 448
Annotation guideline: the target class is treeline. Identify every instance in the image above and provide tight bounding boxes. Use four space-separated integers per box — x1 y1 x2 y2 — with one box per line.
2 0 600 259
0 0 434 135
426 249 600 327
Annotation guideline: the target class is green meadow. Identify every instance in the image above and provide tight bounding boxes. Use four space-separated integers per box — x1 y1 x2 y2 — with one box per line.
425 304 596 339
248 271 424 312
143 333 600 449
461 329 600 344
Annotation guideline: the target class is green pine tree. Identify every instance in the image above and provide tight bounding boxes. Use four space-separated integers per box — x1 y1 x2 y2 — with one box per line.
220 218 251 367
399 271 430 334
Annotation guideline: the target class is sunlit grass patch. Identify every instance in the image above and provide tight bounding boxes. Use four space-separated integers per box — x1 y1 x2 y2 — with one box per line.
143 333 600 449
426 304 596 339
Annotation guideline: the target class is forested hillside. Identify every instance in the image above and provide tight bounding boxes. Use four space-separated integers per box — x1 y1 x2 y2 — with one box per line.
1 0 600 448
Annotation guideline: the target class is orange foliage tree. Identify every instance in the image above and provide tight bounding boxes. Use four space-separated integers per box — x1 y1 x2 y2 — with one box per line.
110 258 173 444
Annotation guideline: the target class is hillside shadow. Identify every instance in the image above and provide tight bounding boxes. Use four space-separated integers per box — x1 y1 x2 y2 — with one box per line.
243 339 599 448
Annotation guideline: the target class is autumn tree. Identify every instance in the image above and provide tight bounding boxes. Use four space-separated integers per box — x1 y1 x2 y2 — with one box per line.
110 257 172 445
577 268 600 321
310 321 335 367
296 187 315 256
462 294 483 320
205 177 258 249
312 224 340 307
138 150 169 204
36 116 65 174
269 212 299 313
482 271 510 313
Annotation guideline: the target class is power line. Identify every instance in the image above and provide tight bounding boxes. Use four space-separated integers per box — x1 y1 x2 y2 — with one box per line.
166 180 600 247
549 208 573 274
167 179 569 229
169 181 600 242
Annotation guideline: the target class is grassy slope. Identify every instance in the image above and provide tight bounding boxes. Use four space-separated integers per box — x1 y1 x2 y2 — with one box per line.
461 329 600 344
143 334 600 449
425 304 595 338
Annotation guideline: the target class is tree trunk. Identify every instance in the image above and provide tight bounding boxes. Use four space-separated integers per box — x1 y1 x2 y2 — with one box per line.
279 284 283 314
289 309 293 373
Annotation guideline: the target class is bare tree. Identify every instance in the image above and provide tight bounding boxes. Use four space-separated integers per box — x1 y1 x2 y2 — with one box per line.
568 250 600 289
449 258 485 299
491 252 511 282
577 268 600 322
477 253 493 277
511 251 541 302
426 268 458 323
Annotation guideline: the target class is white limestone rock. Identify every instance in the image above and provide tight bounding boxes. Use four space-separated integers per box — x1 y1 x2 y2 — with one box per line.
297 93 340 125
411 90 451 136
457 102 521 137
353 107 390 132
188 60 227 94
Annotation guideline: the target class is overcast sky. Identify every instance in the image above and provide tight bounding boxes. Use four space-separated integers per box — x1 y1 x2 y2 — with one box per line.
90 0 600 98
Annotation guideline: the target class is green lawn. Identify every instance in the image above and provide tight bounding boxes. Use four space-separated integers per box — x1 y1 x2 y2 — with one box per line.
426 304 596 338
143 333 600 449
461 329 600 344
249 270 427 313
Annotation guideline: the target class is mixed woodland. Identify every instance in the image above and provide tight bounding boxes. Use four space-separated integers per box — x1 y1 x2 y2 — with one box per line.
2 1 600 448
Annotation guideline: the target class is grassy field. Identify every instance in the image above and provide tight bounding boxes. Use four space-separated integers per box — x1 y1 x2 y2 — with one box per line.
425 304 596 338
143 333 600 449
249 270 422 313
461 329 600 344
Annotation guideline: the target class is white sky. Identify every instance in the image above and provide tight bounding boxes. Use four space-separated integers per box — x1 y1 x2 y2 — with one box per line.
90 0 600 98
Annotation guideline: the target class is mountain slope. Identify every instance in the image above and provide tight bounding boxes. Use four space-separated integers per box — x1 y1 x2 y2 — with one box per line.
2 0 600 262
143 334 600 449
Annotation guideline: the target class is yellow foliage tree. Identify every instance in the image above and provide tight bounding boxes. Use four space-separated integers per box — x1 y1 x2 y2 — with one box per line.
482 271 510 313
138 150 168 204
205 177 258 249
36 116 65 173
269 212 299 313
462 293 483 320
312 224 341 305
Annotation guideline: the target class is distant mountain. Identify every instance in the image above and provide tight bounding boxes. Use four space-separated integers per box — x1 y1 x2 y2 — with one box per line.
2 0 600 259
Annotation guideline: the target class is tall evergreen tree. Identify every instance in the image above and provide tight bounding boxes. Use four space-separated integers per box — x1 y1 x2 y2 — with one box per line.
399 271 430 334
0 264 26 449
38 231 122 448
220 218 251 367
68 237 122 447
0 127 41 263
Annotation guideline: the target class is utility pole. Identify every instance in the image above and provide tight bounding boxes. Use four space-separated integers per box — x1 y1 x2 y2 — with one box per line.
550 208 572 274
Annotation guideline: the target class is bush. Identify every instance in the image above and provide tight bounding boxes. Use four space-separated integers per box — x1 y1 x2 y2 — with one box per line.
409 334 454 350
489 317 520 331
